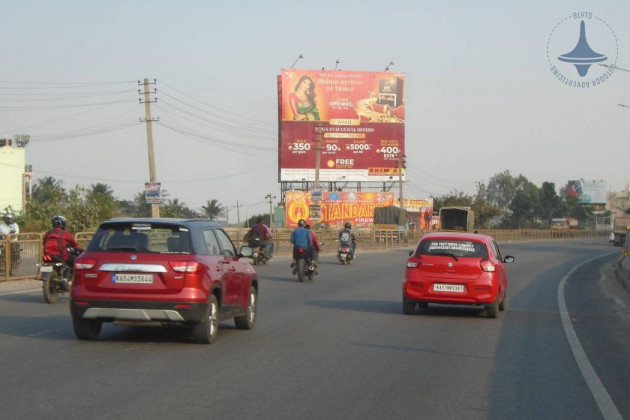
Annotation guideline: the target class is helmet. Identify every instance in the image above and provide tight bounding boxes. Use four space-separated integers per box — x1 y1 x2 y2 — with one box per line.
3 213 13 224
344 222 352 229
51 214 67 229
298 219 305 227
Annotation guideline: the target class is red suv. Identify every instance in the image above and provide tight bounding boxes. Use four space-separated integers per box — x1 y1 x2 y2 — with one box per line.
70 218 258 343
403 232 514 318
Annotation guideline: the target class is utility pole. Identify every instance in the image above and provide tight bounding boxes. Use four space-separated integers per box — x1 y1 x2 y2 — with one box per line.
314 124 323 189
139 78 159 217
265 193 276 228
234 201 241 246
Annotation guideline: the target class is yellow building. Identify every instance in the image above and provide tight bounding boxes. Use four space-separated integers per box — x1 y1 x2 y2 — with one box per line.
0 139 27 213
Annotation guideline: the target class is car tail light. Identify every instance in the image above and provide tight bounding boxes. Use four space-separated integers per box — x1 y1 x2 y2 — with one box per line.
169 261 201 273
406 256 422 268
480 259 496 272
75 259 97 270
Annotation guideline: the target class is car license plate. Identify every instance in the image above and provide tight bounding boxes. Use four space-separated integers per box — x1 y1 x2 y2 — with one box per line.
112 273 153 284
434 283 465 293
39 265 53 273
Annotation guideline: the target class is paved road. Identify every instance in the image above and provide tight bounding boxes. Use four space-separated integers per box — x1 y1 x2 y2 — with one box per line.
0 239 628 419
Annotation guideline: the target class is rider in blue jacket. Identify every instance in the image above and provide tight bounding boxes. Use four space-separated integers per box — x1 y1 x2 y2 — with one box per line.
290 219 313 270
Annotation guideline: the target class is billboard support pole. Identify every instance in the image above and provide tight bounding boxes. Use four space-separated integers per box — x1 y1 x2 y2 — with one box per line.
314 124 323 189
399 153 405 226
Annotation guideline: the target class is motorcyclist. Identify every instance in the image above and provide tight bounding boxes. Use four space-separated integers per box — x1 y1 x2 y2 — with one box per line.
305 223 321 263
0 213 20 275
290 219 313 272
245 217 274 259
339 222 357 256
43 215 82 277
0 213 20 236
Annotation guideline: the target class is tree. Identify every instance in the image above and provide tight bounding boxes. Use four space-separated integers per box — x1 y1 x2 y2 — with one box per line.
202 199 224 220
88 183 115 198
507 180 542 228
473 182 503 228
433 190 473 211
539 182 562 223
485 170 516 209
161 198 199 218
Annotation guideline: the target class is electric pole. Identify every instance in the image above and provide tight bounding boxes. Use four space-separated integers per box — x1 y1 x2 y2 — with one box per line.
139 78 159 217
265 193 276 228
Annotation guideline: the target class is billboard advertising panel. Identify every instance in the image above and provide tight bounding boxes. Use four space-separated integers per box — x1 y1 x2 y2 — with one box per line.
278 69 405 182
395 197 434 229
285 191 395 228
567 179 607 205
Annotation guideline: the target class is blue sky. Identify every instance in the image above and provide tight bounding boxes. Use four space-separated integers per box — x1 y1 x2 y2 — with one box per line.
2 0 629 218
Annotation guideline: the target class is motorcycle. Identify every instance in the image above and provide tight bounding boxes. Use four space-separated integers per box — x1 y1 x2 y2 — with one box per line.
337 241 355 265
249 239 271 266
38 247 80 303
293 246 318 282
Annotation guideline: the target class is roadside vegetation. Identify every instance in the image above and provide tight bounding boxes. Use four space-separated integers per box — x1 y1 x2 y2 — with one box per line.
3 170 609 233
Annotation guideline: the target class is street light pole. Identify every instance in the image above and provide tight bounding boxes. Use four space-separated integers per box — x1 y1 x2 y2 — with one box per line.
265 193 276 228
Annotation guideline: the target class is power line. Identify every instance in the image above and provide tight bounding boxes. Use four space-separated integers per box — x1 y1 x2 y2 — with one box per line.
159 80 273 126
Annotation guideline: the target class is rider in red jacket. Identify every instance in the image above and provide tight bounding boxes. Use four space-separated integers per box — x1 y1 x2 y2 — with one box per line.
43 215 81 266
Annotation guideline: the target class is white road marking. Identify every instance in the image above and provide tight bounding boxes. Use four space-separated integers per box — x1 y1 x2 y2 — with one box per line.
28 328 67 337
612 297 625 308
0 288 41 296
558 252 622 420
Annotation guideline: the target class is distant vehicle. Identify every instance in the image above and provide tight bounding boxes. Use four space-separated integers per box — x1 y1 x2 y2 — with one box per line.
70 218 258 344
438 207 474 232
550 217 578 230
403 232 514 318
612 215 630 247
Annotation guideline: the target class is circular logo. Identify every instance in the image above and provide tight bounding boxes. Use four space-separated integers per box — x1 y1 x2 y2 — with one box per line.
547 13 618 88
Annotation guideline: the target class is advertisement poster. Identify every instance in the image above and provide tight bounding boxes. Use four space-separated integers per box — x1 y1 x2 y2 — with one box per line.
395 197 434 229
285 191 395 228
144 182 162 204
567 179 607 205
278 69 405 182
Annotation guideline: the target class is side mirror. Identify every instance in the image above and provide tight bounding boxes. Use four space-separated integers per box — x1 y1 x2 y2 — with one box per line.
409 251 414 256
239 246 254 258
504 255 515 264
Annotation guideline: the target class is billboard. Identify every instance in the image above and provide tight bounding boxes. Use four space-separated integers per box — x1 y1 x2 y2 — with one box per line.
567 179 607 205
285 191 395 228
278 69 405 182
395 197 434 229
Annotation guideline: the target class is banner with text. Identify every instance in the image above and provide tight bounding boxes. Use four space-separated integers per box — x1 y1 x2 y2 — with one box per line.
285 191 395 228
278 69 405 182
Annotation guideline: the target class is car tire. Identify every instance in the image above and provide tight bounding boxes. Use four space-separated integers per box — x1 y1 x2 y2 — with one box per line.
486 297 499 318
234 286 257 330
193 294 219 344
403 300 416 315
499 291 507 311
42 272 59 304
72 316 102 340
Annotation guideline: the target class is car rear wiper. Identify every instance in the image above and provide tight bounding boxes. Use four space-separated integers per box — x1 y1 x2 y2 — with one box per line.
106 246 138 252
428 252 459 261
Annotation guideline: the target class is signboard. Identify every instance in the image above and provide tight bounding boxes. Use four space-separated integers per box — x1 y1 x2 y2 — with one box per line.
285 191 395 228
278 69 405 182
567 179 607 205
144 182 162 204
395 197 434 229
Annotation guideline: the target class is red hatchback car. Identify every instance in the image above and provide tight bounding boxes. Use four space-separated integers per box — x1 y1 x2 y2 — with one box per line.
70 218 258 343
403 232 514 318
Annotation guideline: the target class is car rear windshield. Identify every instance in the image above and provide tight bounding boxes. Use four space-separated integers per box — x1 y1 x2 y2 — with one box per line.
86 223 192 254
416 239 488 258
